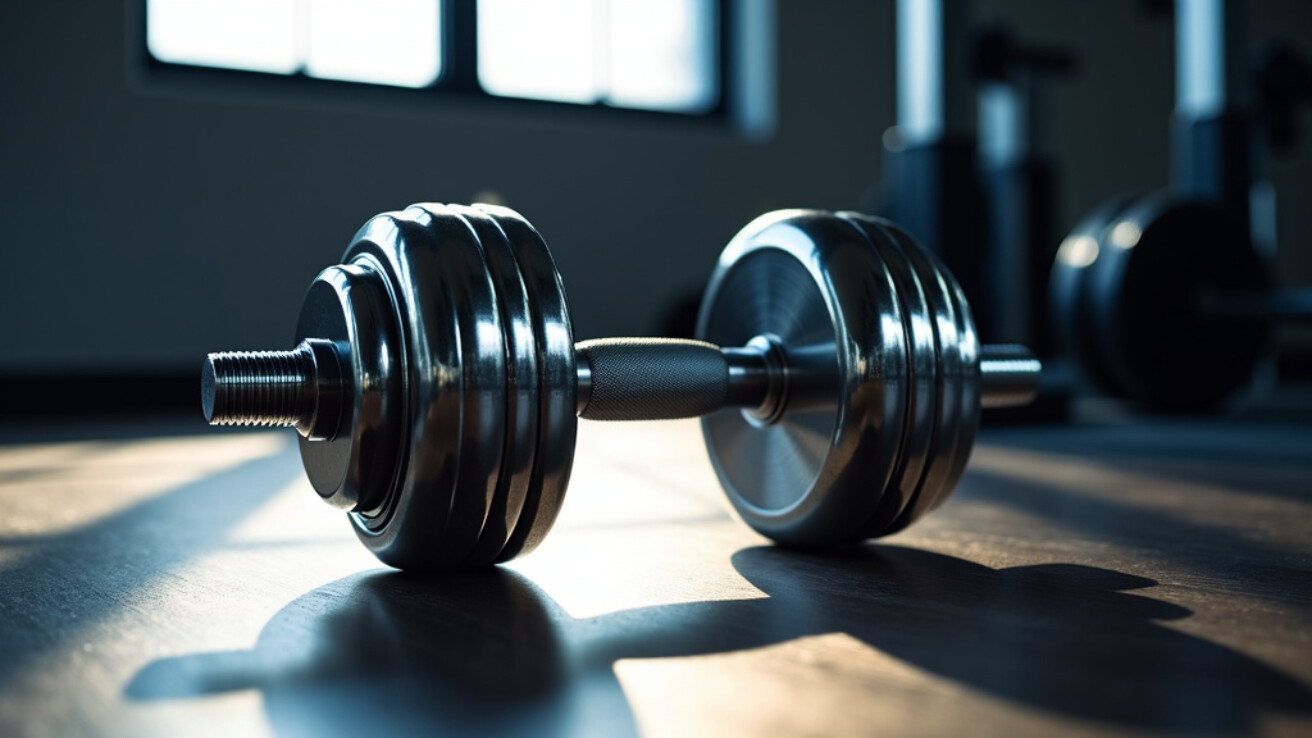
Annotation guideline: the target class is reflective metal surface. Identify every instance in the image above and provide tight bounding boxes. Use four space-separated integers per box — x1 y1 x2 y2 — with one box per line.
294 262 405 513
202 204 1040 568
343 205 507 569
450 204 542 568
696 210 909 546
575 351 593 414
202 341 335 437
871 216 964 534
839 214 938 536
476 204 578 563
934 238 981 514
722 337 785 422
979 345 1043 408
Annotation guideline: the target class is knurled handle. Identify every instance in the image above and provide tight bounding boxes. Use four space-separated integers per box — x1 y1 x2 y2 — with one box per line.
576 338 728 420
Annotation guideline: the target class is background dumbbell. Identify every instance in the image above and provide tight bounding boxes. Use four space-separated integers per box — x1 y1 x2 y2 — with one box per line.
1050 1 1312 413
203 203 1040 570
1051 198 1312 412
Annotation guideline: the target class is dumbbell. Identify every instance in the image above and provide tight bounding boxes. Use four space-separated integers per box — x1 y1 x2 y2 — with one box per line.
202 203 1040 570
1050 4 1312 413
1051 197 1312 412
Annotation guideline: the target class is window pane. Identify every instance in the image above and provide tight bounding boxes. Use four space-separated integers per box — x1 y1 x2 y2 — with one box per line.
147 0 300 74
607 0 717 112
477 0 601 104
304 0 442 88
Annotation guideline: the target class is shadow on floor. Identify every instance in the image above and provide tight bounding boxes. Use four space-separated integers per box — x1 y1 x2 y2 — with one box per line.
128 545 1311 736
0 446 300 690
980 419 1312 503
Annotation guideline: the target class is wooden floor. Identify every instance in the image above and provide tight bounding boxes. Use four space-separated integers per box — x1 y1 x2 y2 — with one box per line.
0 413 1309 737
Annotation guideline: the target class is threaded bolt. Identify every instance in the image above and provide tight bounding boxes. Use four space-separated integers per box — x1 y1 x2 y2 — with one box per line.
202 345 319 431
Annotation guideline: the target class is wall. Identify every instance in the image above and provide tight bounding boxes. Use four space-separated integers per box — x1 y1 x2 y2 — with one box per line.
1 0 1309 376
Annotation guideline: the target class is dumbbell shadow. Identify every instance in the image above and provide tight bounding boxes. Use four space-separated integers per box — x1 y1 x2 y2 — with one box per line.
127 546 1310 736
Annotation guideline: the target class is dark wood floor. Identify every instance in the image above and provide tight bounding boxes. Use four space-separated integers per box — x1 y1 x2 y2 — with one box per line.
0 413 1308 737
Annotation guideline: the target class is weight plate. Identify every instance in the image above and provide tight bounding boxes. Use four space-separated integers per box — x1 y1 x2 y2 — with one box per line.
696 210 908 546
876 219 960 535
411 204 509 564
931 244 980 513
448 205 542 568
294 256 406 515
1051 195 1138 398
1086 195 1268 411
475 204 578 562
343 205 508 570
837 213 937 536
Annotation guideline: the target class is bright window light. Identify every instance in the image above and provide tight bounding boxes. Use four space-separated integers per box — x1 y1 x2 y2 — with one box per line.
146 0 441 88
478 0 719 112
477 0 601 104
304 0 441 88
146 0 722 113
608 0 717 112
147 0 300 75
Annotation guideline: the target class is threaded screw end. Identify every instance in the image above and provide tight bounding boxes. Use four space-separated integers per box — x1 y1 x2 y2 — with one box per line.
202 347 318 429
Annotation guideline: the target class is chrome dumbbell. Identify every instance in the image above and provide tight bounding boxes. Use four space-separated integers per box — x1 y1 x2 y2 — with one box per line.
203 204 1039 570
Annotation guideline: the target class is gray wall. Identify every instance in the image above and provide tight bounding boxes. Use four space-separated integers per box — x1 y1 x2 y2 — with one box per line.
2 0 1309 374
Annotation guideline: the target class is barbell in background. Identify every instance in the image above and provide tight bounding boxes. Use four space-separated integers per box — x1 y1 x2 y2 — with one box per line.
202 203 1040 570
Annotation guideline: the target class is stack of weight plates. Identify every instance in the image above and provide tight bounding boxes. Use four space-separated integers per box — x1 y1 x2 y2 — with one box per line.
338 203 578 570
695 210 981 546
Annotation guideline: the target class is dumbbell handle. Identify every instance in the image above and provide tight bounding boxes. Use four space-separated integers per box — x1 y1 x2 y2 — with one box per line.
1198 288 1312 323
204 338 1041 433
575 338 774 421
575 338 1040 421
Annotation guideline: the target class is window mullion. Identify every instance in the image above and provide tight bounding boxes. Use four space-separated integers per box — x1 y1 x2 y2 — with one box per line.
443 0 480 92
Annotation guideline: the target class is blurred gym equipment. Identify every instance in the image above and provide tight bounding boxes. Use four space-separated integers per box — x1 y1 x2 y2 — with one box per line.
1051 0 1312 412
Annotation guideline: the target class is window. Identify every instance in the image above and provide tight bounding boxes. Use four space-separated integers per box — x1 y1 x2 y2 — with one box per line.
147 0 442 88
478 0 718 113
144 0 721 115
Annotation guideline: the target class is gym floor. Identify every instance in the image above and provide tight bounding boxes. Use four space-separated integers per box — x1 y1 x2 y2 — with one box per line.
0 407 1308 737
